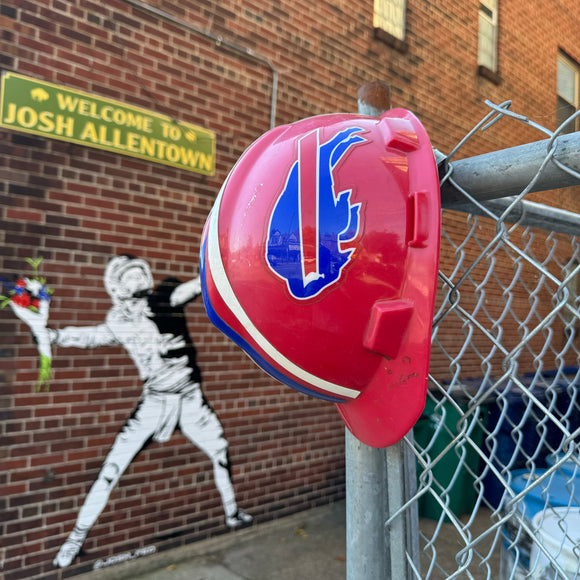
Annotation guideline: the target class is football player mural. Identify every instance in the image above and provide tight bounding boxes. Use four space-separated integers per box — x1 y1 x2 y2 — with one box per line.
6 255 252 568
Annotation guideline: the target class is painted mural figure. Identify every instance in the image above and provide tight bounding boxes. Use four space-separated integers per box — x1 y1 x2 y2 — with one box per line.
10 255 252 568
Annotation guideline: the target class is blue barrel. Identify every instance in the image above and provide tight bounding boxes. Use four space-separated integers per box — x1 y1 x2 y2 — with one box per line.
545 452 580 478
499 468 580 579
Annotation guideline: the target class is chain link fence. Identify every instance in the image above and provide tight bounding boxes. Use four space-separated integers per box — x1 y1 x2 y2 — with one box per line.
410 102 580 579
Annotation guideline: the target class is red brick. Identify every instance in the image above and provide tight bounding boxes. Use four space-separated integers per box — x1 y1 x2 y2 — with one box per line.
2 1 578 577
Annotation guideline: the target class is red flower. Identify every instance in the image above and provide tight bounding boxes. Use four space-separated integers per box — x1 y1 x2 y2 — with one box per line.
12 292 31 308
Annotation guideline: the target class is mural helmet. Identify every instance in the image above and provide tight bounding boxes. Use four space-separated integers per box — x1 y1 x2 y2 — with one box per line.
201 109 440 447
104 254 154 302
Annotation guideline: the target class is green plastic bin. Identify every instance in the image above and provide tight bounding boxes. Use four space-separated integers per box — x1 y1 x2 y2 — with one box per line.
413 395 487 520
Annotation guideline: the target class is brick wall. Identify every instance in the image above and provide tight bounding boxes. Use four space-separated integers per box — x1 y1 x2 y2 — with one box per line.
1 0 577 578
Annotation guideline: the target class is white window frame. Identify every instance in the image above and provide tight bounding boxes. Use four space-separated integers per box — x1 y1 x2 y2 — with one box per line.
557 52 580 133
478 0 498 72
373 0 406 42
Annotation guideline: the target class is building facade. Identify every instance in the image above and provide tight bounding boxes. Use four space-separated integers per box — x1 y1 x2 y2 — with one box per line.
1 1 578 578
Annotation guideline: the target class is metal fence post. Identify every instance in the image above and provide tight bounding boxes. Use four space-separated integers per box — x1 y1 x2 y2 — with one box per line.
345 82 420 580
346 433 420 579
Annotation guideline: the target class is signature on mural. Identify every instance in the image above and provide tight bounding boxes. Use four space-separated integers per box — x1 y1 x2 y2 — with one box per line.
93 545 157 570
6 255 252 568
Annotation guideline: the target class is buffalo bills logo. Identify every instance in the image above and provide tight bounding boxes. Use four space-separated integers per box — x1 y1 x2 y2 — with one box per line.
266 127 366 300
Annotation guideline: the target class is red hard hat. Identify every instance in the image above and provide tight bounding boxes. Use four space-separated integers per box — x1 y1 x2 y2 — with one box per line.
200 109 440 447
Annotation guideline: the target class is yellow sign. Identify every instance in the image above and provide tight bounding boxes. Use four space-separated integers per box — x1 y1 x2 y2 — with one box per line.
0 72 216 175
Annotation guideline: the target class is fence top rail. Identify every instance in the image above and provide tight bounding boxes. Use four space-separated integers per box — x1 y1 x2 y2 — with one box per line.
439 131 580 208
444 196 580 236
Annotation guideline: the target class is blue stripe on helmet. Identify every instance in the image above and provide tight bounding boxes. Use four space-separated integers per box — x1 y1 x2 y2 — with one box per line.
200 237 347 404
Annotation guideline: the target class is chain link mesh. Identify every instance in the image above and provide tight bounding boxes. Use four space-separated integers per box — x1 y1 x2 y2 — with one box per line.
410 102 580 579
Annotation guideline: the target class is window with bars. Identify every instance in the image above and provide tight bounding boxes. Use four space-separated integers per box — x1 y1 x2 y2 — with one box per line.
478 0 498 72
557 52 580 133
373 0 406 42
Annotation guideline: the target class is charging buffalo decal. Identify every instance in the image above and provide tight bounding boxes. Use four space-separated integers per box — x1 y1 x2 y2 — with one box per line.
266 127 365 299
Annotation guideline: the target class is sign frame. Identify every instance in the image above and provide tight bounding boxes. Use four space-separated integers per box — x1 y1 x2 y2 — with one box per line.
0 72 216 176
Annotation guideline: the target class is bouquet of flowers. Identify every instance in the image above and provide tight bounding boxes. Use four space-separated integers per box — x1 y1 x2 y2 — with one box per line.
1 257 54 391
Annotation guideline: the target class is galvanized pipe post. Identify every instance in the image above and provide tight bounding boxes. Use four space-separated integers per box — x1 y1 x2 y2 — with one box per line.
346 432 419 579
345 82 420 580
